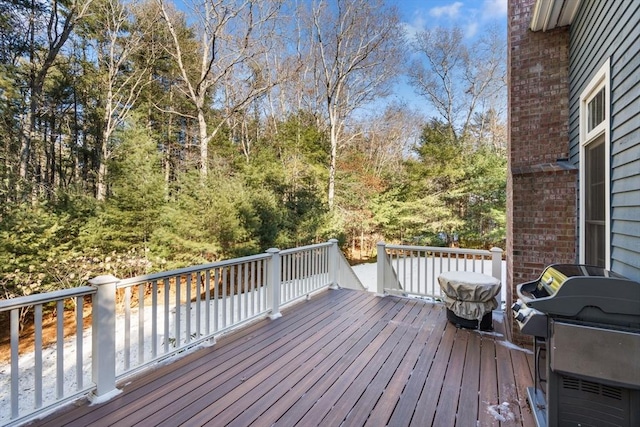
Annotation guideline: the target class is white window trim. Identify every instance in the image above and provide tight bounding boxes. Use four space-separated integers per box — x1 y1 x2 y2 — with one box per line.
579 57 610 268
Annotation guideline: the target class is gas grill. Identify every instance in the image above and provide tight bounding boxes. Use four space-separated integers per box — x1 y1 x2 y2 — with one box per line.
512 264 640 427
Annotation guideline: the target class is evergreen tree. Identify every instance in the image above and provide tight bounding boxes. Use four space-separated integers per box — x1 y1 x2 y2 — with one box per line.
459 146 506 247
0 190 95 304
153 170 255 265
80 116 164 253
372 118 505 248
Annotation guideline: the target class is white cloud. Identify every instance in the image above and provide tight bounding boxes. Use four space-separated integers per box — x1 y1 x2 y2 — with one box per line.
482 0 507 19
429 2 463 19
465 22 479 39
401 0 505 41
402 10 428 42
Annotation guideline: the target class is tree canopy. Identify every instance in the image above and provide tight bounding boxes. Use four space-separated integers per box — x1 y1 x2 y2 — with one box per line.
0 0 507 300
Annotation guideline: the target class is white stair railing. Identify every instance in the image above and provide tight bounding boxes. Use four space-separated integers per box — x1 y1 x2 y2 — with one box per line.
335 245 366 291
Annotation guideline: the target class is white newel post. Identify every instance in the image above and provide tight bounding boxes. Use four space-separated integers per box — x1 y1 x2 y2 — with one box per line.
377 241 386 296
267 248 282 319
490 247 504 309
328 239 339 289
89 275 120 401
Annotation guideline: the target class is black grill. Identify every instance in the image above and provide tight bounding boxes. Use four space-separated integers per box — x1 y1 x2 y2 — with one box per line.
512 264 640 427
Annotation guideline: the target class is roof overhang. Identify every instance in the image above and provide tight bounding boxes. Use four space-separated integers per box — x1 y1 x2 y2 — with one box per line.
530 0 582 32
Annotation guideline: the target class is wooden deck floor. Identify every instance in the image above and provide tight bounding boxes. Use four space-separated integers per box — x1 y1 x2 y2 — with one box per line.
28 288 536 427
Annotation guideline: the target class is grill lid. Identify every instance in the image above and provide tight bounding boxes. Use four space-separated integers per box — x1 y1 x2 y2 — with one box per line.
522 264 640 325
536 264 625 296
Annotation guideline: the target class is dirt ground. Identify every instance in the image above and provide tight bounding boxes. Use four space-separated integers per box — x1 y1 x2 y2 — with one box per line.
1 278 217 364
0 306 93 363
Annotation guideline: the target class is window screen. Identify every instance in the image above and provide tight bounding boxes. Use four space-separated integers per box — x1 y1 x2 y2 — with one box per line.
584 135 605 267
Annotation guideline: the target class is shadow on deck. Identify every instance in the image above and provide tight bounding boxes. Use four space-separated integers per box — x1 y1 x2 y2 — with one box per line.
27 288 536 427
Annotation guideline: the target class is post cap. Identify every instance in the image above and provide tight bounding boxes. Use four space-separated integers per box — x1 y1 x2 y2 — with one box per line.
89 275 120 286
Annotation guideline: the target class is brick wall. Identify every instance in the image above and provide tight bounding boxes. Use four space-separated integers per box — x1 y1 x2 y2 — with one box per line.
507 0 577 344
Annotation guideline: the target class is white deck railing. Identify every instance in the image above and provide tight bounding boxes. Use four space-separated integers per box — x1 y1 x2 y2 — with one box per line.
0 287 96 424
1 241 505 425
0 239 363 426
279 242 332 306
376 242 504 303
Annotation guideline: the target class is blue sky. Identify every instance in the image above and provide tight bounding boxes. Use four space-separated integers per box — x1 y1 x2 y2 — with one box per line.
396 0 507 40
383 0 508 117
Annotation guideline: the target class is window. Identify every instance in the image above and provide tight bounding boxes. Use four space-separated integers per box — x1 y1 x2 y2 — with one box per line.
579 59 610 268
584 135 605 266
587 87 605 132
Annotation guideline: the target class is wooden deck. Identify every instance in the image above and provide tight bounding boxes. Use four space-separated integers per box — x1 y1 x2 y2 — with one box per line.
27 288 536 427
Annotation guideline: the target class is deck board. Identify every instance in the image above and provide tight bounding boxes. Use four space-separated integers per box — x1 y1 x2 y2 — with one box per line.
478 334 500 427
243 297 402 426
270 299 407 427
362 306 444 427
310 301 426 426
496 337 523 425
27 288 534 427
326 302 428 426
208 297 403 427
148 292 384 427
409 322 456 427
456 330 481 426
432 328 468 427
222 297 397 427
386 309 446 426
509 345 537 427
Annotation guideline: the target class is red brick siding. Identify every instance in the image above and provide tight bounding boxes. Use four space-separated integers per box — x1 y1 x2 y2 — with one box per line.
507 0 577 344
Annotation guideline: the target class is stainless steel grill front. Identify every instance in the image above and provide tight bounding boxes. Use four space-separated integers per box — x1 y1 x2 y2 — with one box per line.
512 264 640 427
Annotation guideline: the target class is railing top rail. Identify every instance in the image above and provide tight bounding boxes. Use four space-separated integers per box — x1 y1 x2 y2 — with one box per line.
0 286 96 312
384 244 501 256
280 241 333 255
117 253 271 287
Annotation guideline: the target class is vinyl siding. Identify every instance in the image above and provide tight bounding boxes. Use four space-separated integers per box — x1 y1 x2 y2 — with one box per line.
569 0 640 281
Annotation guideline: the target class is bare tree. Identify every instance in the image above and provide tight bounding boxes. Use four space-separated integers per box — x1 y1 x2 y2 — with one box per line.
302 0 405 209
408 26 506 142
18 0 95 198
358 103 422 177
92 0 155 200
470 108 507 151
157 0 282 178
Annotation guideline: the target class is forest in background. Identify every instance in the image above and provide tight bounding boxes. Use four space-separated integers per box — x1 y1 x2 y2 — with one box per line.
0 0 507 300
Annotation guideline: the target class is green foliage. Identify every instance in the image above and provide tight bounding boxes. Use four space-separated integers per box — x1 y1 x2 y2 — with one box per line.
277 111 330 166
0 203 69 296
80 118 165 253
244 158 329 249
241 112 331 248
0 0 508 300
241 188 283 250
0 189 97 298
458 146 507 247
371 119 506 248
371 181 456 244
279 175 329 245
152 170 259 266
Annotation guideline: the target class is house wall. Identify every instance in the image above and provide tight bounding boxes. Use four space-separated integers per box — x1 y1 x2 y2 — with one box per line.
568 0 640 281
507 0 577 343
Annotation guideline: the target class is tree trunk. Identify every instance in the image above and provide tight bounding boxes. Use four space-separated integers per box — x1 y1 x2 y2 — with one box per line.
328 123 337 210
197 107 208 178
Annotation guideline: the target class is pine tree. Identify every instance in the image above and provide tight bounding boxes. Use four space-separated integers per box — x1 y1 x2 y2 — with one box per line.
80 115 164 253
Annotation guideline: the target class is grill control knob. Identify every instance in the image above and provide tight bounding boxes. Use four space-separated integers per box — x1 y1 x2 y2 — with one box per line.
511 301 522 312
514 306 533 323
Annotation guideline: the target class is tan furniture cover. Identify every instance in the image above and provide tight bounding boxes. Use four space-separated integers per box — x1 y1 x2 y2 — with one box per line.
438 271 501 321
